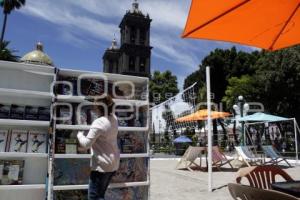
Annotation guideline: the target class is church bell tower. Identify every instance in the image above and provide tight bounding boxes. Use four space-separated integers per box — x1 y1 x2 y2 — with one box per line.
103 0 152 77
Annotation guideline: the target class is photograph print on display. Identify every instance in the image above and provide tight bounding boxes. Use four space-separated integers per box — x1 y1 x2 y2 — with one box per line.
0 130 8 152
8 130 28 153
27 131 47 153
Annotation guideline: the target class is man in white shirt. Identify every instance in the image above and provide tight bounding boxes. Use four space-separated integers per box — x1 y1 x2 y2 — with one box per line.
77 95 120 200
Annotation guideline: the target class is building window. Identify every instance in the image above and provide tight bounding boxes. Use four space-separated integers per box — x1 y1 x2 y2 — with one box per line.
121 30 124 44
140 57 146 72
109 60 113 73
140 28 146 45
130 26 136 43
129 57 135 71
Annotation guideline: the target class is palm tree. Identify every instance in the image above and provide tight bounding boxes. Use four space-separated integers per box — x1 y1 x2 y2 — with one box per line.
0 0 26 44
0 40 19 61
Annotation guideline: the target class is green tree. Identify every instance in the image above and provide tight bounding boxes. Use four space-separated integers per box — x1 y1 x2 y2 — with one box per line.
222 75 259 109
149 70 179 105
0 40 19 61
184 47 259 107
253 46 300 121
0 0 26 44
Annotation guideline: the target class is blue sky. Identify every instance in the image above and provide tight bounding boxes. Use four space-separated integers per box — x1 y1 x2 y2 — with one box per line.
4 0 255 89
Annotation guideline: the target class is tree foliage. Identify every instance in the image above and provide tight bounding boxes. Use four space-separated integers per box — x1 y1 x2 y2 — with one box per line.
184 45 300 121
149 70 179 105
184 47 260 105
253 46 300 119
1 0 26 43
1 0 25 14
0 40 19 61
222 75 259 108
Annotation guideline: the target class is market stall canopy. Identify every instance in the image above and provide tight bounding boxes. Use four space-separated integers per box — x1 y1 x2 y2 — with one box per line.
175 109 231 122
182 0 300 50
238 112 288 122
173 135 192 143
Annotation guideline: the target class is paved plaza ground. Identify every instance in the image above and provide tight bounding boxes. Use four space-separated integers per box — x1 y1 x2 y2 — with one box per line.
149 158 300 200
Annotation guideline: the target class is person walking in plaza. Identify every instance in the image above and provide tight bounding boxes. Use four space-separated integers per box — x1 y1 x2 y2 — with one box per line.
77 95 120 200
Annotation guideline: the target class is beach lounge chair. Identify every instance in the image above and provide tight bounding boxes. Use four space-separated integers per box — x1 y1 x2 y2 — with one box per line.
212 146 234 170
228 183 298 200
175 146 204 171
262 145 292 167
235 146 264 166
236 165 294 189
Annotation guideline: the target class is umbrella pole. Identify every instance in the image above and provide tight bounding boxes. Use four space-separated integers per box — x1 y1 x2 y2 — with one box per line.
294 118 298 166
206 66 212 192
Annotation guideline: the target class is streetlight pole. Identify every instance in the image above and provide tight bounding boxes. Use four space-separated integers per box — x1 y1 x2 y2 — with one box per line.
233 95 249 146
239 96 245 145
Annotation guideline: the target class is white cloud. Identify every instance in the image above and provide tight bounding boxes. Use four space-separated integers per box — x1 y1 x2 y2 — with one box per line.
141 0 190 30
67 0 190 30
66 0 128 18
151 32 199 70
21 0 119 45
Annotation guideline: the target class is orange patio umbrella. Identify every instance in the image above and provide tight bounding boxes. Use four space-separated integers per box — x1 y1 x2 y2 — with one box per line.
182 0 300 192
175 109 231 122
182 0 300 51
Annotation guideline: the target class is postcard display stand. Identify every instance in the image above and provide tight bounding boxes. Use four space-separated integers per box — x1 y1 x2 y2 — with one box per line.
0 61 54 200
0 62 150 200
53 69 150 200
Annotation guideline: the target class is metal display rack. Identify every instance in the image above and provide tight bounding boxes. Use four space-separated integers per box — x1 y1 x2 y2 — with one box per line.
0 61 150 200
0 61 54 200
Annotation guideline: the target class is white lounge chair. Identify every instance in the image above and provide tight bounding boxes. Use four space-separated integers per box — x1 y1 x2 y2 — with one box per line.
212 146 234 170
176 146 205 171
262 145 292 167
235 146 264 167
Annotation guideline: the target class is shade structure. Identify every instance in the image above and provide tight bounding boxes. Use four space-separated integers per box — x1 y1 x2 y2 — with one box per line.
176 109 231 122
173 135 192 143
238 112 288 122
182 0 300 51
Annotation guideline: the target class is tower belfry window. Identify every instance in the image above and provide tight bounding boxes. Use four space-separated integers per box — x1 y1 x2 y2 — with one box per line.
109 60 113 73
129 56 135 71
130 26 136 43
140 28 146 45
140 57 146 72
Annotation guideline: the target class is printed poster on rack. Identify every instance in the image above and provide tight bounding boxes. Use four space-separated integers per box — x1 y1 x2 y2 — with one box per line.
0 130 8 152
106 186 148 200
54 159 90 185
53 187 148 200
0 160 24 185
54 190 88 200
27 131 47 153
118 132 147 154
8 130 28 153
111 158 148 183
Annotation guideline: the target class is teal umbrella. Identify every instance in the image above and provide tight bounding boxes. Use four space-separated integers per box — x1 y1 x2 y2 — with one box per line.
238 112 288 122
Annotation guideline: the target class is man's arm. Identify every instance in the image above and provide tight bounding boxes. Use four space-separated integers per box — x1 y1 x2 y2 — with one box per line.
77 128 99 149
77 119 106 149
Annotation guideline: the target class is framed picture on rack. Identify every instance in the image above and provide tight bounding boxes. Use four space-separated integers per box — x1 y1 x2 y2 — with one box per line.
54 190 88 200
111 158 148 183
106 186 148 200
118 132 147 154
27 131 47 153
0 160 25 185
0 130 8 152
54 159 90 185
8 130 28 153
